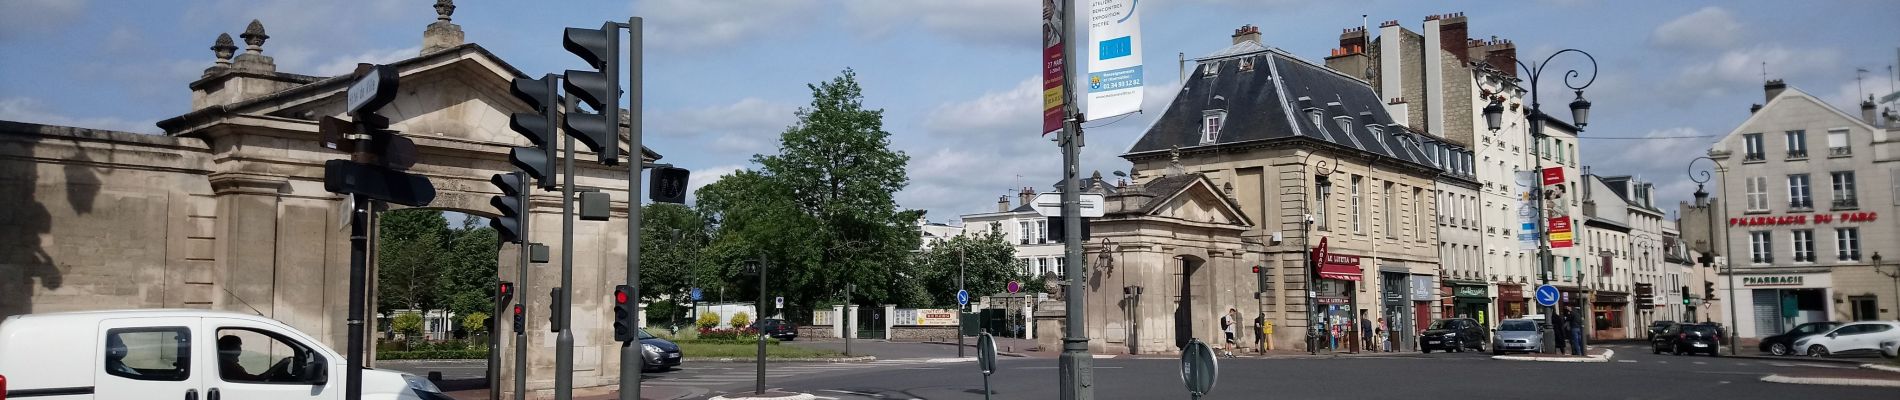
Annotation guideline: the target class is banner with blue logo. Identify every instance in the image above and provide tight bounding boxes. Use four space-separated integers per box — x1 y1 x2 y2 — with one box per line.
1086 0 1144 119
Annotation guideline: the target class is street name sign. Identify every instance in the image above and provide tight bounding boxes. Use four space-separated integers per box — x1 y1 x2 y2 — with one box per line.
1030 192 1105 218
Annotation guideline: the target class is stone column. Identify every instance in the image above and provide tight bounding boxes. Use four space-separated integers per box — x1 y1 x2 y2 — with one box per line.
833 304 845 338
882 304 897 340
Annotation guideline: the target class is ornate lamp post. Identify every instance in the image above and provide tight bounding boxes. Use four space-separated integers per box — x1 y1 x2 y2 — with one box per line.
1484 49 1597 354
1688 156 1735 354
1294 152 1341 354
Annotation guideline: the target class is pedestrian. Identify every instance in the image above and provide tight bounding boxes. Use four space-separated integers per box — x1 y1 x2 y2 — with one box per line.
1377 317 1390 352
1569 308 1586 356
1254 312 1269 352
1358 310 1372 353
1220 308 1238 355
1552 310 1568 354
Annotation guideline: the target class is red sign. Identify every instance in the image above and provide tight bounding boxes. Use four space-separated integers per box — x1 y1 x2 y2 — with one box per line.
1312 236 1362 281
1041 0 1066 135
1541 167 1565 185
1730 212 1878 227
1498 285 1523 302
1547 216 1574 248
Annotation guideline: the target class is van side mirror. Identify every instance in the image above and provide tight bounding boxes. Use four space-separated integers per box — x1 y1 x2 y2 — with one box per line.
303 358 328 385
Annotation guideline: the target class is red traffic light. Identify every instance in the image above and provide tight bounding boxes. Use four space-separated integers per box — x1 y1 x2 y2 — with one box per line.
499 282 513 295
1252 265 1262 273
513 305 523 316
614 289 629 304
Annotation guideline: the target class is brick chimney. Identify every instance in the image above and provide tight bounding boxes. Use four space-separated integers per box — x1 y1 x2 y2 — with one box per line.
1862 96 1878 127
1325 26 1372 81
998 195 1011 213
1435 12 1470 64
1764 79 1787 102
1232 24 1261 45
1470 36 1517 78
1018 187 1036 209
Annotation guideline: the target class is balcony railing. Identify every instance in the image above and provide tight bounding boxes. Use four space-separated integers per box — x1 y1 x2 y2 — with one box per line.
1829 146 1852 156
1832 197 1858 209
1786 149 1808 159
1837 252 1863 261
1789 199 1813 210
1743 152 1765 161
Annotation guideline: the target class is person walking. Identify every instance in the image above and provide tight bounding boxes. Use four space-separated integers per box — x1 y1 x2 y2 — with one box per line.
1553 310 1569 354
1377 317 1390 352
1220 308 1238 356
1358 310 1373 353
1568 307 1586 356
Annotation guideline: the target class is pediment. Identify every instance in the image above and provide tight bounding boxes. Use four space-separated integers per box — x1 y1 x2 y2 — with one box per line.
1147 176 1252 227
260 50 533 148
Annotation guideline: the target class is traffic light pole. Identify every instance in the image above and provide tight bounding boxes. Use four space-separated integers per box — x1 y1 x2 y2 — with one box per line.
755 256 767 396
556 98 578 400
619 16 644 400
345 195 369 400
514 176 531 400
1056 1 1092 398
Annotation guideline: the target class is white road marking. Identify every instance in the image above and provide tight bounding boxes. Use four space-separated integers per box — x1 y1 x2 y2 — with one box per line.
1617 360 1637 363
1694 361 1707 365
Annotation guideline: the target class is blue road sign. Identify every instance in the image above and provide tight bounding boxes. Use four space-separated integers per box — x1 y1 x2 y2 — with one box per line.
957 290 970 306
690 288 702 301
1534 285 1559 307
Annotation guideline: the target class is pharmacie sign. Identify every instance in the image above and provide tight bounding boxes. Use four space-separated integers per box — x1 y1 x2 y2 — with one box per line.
1743 276 1804 287
1730 212 1878 227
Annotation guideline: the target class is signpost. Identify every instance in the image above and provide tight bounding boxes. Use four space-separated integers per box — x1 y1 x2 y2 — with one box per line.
978 333 998 400
1007 281 1021 294
1535 285 1559 307
1031 192 1106 218
957 289 971 306
1180 339 1218 399
690 288 702 301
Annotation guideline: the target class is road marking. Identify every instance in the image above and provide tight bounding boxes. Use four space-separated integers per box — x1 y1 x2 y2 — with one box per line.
1694 361 1707 365
821 389 882 396
1617 360 1637 363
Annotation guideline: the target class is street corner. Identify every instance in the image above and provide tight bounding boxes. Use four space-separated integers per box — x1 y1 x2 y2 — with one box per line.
1761 366 1900 388
1491 348 1614 363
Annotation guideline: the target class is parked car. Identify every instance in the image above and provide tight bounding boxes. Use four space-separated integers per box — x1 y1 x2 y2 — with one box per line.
639 328 683 371
0 309 450 400
1651 322 1721 356
1880 337 1898 359
1758 321 1842 356
1418 318 1485 353
1491 319 1544 355
1793 321 1900 358
1646 320 1676 341
751 318 798 341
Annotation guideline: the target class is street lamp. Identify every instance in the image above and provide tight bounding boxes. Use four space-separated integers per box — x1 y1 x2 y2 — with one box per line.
1486 48 1597 355
1688 156 1734 354
1293 152 1340 355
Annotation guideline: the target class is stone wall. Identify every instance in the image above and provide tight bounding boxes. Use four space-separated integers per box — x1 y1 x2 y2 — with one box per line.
887 326 958 342
796 325 834 339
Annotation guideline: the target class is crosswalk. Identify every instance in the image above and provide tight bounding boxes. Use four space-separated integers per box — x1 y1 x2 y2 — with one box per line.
646 358 973 387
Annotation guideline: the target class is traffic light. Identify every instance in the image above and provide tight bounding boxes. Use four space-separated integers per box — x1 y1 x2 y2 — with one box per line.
1253 265 1268 294
1704 282 1715 300
613 285 637 342
490 172 527 243
650 166 691 204
508 74 559 190
562 23 621 166
548 287 564 332
512 304 525 335
498 281 515 305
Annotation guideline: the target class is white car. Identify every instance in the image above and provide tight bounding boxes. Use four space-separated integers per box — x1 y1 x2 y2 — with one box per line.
1791 321 1900 358
1 309 448 399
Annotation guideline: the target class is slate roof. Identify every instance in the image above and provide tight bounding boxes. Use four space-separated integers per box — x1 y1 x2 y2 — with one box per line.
1125 43 1437 171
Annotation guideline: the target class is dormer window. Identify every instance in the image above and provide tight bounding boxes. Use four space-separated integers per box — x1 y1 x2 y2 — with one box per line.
1202 61 1220 77
1307 109 1326 134
1202 109 1227 145
1333 116 1353 137
1238 57 1255 72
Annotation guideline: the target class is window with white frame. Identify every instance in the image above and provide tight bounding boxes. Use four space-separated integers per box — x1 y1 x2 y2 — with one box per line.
1835 228 1860 261
1054 257 1066 276
1791 230 1814 263
1831 171 1856 207
1201 110 1227 145
1745 176 1769 211
1036 258 1050 275
1412 187 1423 241
1018 221 1033 244
1785 130 1807 157
1827 129 1850 155
1383 182 1396 238
1037 220 1049 244
1351 175 1364 234
1749 231 1772 264
1743 133 1764 160
1788 174 1812 209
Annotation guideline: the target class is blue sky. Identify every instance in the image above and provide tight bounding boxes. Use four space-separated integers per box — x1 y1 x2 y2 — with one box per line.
3 0 1896 224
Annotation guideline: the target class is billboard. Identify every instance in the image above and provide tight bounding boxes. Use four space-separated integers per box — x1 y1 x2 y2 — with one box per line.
1086 0 1144 119
1542 166 1573 248
1515 171 1539 250
1042 0 1067 135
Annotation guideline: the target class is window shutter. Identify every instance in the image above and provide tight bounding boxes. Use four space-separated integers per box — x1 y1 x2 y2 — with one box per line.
1827 130 1847 148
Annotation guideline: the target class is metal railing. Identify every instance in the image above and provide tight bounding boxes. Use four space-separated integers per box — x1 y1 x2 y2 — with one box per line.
1789 199 1813 210
1743 153 1765 161
1828 147 1851 156
1832 197 1858 209
1786 149 1807 159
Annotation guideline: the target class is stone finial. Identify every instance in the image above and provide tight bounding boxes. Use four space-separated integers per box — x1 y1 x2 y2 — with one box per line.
240 19 268 54
434 0 455 22
211 33 237 65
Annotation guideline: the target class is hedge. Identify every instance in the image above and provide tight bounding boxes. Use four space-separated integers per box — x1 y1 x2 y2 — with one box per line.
674 338 780 346
376 350 488 360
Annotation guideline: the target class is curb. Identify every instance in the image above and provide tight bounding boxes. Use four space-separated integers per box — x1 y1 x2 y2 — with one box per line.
1716 353 1867 365
1491 349 1614 363
708 392 817 400
1862 363 1900 374
918 341 1032 357
704 356 877 363
1761 374 1900 388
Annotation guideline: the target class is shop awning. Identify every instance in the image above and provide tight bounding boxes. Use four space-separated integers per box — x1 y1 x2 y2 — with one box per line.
1319 263 1362 281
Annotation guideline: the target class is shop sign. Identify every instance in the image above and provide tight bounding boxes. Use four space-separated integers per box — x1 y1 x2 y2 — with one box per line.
1729 212 1878 227
914 309 960 326
1454 285 1487 299
1316 297 1349 305
1410 276 1436 301
1498 285 1524 301
1743 276 1805 287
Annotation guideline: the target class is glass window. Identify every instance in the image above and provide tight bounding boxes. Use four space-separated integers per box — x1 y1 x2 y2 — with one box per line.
1411 188 1423 240
1836 228 1860 261
215 328 323 384
1785 130 1807 157
1554 139 1565 163
1018 221 1032 245
1351 175 1364 234
1743 133 1764 160
1383 182 1396 238
1749 231 1772 264
1202 111 1226 145
1315 178 1332 231
1745 177 1769 211
1831 171 1856 206
1827 129 1849 155
105 327 191 381
1791 230 1814 263
1787 174 1811 209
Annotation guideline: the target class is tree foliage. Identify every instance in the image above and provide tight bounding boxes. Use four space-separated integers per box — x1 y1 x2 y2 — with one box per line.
913 227 1032 307
695 69 923 319
378 210 449 312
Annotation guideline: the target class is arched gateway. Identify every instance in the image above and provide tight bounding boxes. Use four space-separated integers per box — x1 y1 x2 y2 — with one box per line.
0 12 649 395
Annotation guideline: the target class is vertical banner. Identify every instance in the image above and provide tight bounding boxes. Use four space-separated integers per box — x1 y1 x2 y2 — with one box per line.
1541 166 1573 248
1514 171 1539 250
1086 0 1144 119
1042 0 1066 135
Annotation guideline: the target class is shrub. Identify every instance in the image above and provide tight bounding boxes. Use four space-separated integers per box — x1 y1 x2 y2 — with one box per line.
375 349 487 360
697 327 759 341
462 312 488 333
696 312 722 330
730 311 751 329
392 313 424 338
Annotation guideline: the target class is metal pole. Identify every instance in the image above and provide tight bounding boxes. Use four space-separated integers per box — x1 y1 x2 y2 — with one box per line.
845 284 852 357
555 97 577 400
1715 170 1737 355
515 170 532 400
345 196 369 400
960 247 967 358
620 16 644 400
1057 0 1092 397
491 267 503 400
1528 78 1555 355
757 257 767 395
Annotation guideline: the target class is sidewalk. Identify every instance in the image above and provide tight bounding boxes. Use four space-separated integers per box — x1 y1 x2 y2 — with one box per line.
918 336 1044 358
1762 364 1900 388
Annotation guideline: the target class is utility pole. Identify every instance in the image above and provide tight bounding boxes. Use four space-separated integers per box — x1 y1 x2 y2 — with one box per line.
960 247 967 358
1056 0 1093 398
754 256 768 395
620 16 644 400
555 102 577 400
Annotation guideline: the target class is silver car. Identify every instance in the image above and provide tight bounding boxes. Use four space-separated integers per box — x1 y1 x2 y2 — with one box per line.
1492 319 1544 354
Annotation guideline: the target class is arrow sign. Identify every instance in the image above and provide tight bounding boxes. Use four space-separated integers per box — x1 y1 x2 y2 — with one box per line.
1030 192 1105 218
957 290 970 306
1535 284 1560 307
690 288 702 301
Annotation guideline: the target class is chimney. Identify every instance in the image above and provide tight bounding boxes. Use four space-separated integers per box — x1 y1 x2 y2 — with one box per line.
1232 24 1261 45
1764 79 1787 102
1018 187 1036 208
1325 26 1372 81
1862 96 1878 126
998 195 1010 213
1750 103 1763 114
1435 12 1470 64
1473 37 1518 79
422 0 465 54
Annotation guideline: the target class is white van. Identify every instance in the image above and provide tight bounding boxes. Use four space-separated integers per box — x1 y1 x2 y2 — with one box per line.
0 309 448 399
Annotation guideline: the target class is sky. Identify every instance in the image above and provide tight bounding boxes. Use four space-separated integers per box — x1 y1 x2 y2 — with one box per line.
3 0 1897 226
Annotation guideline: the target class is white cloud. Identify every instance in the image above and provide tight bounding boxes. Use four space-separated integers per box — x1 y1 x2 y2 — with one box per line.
634 0 820 50
1581 127 1718 214
311 46 423 77
649 97 797 155
0 0 87 41
1671 45 1843 99
686 164 746 199
0 96 158 134
1651 6 1742 50
843 0 1038 47
924 76 1040 137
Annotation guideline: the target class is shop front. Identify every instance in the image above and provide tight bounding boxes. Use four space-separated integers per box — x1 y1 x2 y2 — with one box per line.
1314 238 1364 352
1590 292 1628 340
1498 284 1526 320
1448 282 1490 326
1726 271 1833 339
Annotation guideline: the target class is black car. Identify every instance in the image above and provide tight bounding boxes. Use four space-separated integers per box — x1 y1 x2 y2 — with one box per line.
1419 318 1486 353
1646 320 1676 341
1759 321 1842 356
752 318 798 341
639 329 683 371
1652 323 1721 356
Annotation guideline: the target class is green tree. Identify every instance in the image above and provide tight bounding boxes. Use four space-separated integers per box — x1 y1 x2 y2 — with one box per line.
462 311 489 334
640 203 709 305
392 312 424 348
697 69 921 320
378 210 450 312
914 228 1029 307
440 216 499 319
